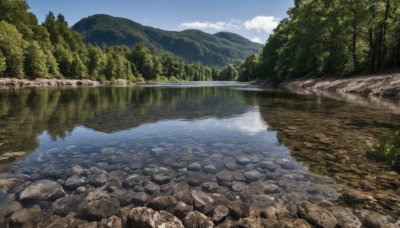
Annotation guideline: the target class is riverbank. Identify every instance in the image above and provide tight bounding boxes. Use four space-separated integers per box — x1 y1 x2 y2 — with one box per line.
0 78 138 88
281 73 400 99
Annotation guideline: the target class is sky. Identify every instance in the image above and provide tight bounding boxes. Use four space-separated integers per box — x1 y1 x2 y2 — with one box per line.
26 0 293 44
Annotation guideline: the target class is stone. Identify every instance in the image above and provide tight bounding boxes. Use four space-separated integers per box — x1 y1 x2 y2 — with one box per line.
243 171 265 182
264 184 280 194
123 174 144 188
144 182 160 194
53 195 83 216
65 175 86 190
151 174 171 185
2 201 22 215
147 195 176 212
297 201 338 228
174 201 192 219
110 189 135 206
20 180 65 201
236 157 251 166
332 207 361 228
89 173 108 187
232 182 247 192
0 151 25 162
98 215 123 228
259 161 280 172
224 163 237 171
127 207 184 228
71 165 86 176
8 206 42 227
359 210 392 228
182 211 215 228
280 160 298 170
78 190 120 220
203 165 217 173
188 163 202 171
132 192 150 206
76 186 86 194
79 222 98 228
202 182 219 193
275 219 311 228
0 174 24 193
340 188 375 204
216 171 233 187
235 217 268 227
191 190 214 214
213 205 229 223
228 203 250 220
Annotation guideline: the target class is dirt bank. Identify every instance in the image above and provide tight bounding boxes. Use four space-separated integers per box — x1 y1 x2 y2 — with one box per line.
0 78 135 88
283 73 400 99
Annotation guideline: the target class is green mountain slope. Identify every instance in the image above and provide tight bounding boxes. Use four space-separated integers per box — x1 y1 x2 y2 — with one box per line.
72 14 263 66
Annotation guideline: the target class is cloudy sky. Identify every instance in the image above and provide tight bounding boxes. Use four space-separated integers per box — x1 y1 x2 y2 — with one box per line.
26 0 293 44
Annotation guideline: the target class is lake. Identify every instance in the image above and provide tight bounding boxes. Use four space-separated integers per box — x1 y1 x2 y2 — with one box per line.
0 82 399 227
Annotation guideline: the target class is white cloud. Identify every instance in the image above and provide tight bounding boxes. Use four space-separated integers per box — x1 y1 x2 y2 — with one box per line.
251 37 262 44
180 19 241 31
244 16 279 34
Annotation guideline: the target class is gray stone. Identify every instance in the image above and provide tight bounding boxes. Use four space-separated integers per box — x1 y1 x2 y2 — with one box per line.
259 161 280 172
8 206 42 227
236 157 251 166
123 174 144 188
174 201 192 219
188 163 202 171
98 215 123 228
151 174 171 185
191 190 214 214
144 182 160 194
132 192 149 206
53 195 83 216
216 171 233 187
89 173 108 187
243 171 265 182
203 165 217 174
183 211 215 228
0 174 24 193
264 184 280 194
78 190 120 220
65 175 86 190
147 195 176 212
202 182 219 193
20 180 65 201
232 182 247 192
213 205 229 223
127 207 184 228
297 201 337 228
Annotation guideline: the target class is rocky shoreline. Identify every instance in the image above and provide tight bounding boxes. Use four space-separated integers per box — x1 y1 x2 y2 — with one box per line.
0 78 136 88
281 73 400 99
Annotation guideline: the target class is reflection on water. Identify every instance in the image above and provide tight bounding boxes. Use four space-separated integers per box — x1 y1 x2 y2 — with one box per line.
0 83 399 226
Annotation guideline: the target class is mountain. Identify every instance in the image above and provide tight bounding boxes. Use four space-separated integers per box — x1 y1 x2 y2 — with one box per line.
72 14 263 66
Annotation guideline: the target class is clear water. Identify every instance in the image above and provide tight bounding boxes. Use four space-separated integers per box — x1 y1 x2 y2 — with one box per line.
0 82 399 222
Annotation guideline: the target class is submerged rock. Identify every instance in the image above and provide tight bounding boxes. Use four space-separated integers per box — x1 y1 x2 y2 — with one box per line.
20 180 65 201
147 195 176 212
213 205 229 223
127 207 184 228
188 163 202 171
191 190 214 214
151 174 172 185
78 190 120 220
297 201 338 228
65 175 86 190
243 171 265 182
8 206 42 227
182 211 215 228
0 173 24 193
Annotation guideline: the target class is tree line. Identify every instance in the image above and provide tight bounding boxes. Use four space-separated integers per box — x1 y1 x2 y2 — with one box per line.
0 0 239 81
238 0 400 82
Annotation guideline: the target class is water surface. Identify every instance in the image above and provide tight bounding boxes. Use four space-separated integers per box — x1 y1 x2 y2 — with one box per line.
0 83 399 225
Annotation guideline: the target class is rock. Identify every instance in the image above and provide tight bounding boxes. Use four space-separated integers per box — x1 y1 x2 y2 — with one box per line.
98 215 123 228
89 173 108 187
78 190 120 220
275 219 311 228
127 207 184 228
0 174 24 193
188 163 202 171
151 174 171 185
297 201 337 228
123 174 144 188
20 180 65 201
235 217 268 227
264 184 280 194
280 160 298 170
203 165 217 174
359 210 393 228
216 171 233 187
79 221 98 228
53 195 83 216
182 211 215 228
2 201 22 216
332 207 361 228
202 182 219 193
76 186 86 194
147 195 176 212
191 190 214 214
340 188 375 204
259 161 280 172
71 165 86 176
132 192 149 206
8 206 42 227
236 157 251 166
213 205 229 223
174 201 192 219
0 151 25 162
232 182 247 192
145 182 160 194
224 163 237 171
228 203 250 220
243 171 265 182
65 175 86 190
110 189 135 206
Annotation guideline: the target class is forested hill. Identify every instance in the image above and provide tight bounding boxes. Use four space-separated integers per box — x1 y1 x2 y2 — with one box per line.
72 14 263 66
238 0 400 82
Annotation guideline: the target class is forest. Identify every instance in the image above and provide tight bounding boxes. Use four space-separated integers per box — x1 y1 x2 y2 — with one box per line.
238 0 400 82
0 0 240 82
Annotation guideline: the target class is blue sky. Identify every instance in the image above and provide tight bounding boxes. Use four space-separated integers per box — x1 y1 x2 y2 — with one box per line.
26 0 293 44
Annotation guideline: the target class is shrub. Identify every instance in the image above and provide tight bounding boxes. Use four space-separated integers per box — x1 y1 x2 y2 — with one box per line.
368 131 400 171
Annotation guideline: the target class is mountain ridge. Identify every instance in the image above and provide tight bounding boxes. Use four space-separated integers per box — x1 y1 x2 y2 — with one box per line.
72 14 263 66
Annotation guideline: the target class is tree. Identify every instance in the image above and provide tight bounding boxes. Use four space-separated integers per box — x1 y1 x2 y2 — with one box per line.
24 41 48 78
0 51 6 74
238 54 259 81
0 21 25 78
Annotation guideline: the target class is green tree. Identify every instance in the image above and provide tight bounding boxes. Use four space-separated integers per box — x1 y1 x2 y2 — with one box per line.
0 51 6 74
24 41 48 78
0 21 25 78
